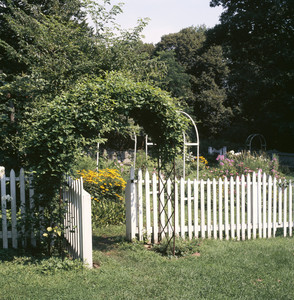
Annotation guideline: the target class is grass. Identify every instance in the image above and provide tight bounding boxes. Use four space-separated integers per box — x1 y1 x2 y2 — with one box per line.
0 225 294 299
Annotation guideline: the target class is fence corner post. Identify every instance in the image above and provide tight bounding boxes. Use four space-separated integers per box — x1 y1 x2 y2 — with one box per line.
82 188 93 268
126 167 137 241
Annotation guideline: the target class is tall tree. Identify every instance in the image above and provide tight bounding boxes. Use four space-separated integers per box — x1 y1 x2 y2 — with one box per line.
209 0 294 150
154 26 231 136
0 0 86 77
0 0 102 168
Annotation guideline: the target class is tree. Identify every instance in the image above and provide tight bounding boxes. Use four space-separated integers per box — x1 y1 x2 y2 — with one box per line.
153 50 191 100
0 0 158 168
0 0 87 77
0 0 102 168
209 0 294 150
154 26 232 136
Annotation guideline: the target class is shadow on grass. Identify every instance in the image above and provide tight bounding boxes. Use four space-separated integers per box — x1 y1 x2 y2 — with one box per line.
0 247 46 264
92 234 126 252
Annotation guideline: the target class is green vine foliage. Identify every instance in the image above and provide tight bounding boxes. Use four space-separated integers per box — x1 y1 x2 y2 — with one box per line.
25 71 187 204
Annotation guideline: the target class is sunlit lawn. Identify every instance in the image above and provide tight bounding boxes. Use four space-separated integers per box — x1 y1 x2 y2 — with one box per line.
0 225 293 299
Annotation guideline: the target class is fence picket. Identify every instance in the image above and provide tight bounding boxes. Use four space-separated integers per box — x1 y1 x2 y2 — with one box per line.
200 179 205 238
263 174 267 238
19 168 26 247
207 179 211 239
1 174 8 248
278 180 282 224
289 181 292 237
187 179 192 240
174 179 179 237
152 173 158 243
224 177 229 240
268 176 272 238
145 171 151 242
213 179 217 239
218 178 223 240
273 177 277 237
180 178 185 239
241 175 246 240
247 174 251 239
257 172 262 238
236 176 240 240
10 169 17 248
167 178 172 237
194 179 199 238
230 177 235 239
252 172 257 239
138 169 143 241
283 187 287 237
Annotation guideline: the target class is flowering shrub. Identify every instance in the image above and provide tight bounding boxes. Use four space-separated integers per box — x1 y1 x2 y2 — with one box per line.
199 152 286 180
78 169 126 226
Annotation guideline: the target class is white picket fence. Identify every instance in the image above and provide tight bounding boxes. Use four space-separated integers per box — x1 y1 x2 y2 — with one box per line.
126 168 293 242
0 168 93 268
0 168 35 248
63 177 93 268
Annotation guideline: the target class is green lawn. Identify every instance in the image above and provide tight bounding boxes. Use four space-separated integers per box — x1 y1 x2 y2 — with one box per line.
1 225 293 300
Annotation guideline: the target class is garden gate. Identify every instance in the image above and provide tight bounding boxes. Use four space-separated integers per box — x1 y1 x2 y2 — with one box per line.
0 168 92 268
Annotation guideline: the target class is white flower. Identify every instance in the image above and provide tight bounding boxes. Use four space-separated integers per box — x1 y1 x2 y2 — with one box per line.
0 166 4 179
1 195 12 202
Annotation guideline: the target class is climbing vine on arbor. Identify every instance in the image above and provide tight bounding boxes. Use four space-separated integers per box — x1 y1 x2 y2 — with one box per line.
26 71 187 204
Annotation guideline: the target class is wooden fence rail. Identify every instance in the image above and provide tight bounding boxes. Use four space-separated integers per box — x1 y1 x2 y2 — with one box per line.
126 168 293 242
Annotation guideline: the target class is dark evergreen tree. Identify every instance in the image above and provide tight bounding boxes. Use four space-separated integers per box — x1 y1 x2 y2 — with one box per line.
209 0 294 150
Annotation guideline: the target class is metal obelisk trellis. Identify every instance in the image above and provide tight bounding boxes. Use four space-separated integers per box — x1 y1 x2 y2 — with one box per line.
156 156 177 254
144 111 200 255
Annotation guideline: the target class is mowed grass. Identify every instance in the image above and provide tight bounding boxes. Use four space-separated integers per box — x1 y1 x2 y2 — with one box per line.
0 225 293 300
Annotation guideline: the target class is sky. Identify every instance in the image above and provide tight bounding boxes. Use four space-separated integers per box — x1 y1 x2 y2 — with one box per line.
113 0 223 44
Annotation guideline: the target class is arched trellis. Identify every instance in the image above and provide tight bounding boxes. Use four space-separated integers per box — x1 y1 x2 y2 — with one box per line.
178 111 200 181
144 111 200 180
246 134 266 152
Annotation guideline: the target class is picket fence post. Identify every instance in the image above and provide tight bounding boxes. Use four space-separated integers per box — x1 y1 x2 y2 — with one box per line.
81 183 93 267
126 167 137 241
1 171 8 249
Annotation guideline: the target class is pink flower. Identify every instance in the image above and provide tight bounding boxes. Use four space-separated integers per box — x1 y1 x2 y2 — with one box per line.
216 155 225 161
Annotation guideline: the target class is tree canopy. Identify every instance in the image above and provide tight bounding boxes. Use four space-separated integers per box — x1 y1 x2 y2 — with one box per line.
154 26 232 136
209 0 294 150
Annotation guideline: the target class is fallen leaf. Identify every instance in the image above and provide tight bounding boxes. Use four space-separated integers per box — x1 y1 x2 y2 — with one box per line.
93 263 100 269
